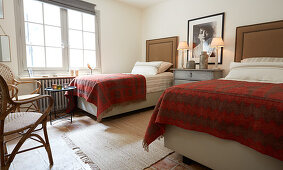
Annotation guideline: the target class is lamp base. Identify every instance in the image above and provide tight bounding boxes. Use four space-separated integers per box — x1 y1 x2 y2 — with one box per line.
181 51 185 69
214 48 219 69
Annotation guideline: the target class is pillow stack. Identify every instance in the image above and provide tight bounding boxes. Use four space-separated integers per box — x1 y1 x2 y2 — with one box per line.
241 57 283 63
131 61 173 75
225 61 283 83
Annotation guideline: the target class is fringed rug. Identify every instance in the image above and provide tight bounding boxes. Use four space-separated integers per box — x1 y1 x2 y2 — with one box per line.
63 110 173 170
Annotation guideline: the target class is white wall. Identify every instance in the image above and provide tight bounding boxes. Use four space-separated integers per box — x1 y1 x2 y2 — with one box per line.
0 0 18 75
0 0 30 95
0 0 142 77
141 0 283 75
87 0 142 73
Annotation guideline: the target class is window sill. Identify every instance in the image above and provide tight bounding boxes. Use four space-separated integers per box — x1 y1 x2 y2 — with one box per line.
20 75 77 81
18 68 102 79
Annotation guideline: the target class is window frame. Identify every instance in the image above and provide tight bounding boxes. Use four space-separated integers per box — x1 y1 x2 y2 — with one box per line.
14 0 101 76
67 9 98 69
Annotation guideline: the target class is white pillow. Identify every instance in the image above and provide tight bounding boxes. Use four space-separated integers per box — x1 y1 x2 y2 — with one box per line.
225 62 283 83
131 61 162 75
158 62 173 73
241 57 283 63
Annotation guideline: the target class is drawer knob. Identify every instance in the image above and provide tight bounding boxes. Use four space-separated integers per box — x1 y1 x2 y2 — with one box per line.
190 73 193 77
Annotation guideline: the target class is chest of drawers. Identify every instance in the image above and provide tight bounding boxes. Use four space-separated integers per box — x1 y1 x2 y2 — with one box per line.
172 69 223 85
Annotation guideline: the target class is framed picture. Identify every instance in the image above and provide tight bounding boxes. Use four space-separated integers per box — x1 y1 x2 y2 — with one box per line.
187 12 225 64
0 35 11 62
0 0 3 19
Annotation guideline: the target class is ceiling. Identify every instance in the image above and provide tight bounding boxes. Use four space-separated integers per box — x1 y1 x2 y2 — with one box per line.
115 0 167 8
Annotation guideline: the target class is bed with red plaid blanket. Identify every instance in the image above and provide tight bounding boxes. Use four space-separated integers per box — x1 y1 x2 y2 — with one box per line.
143 79 283 161
66 74 146 120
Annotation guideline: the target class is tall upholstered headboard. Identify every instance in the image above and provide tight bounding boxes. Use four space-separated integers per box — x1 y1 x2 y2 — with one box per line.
146 36 178 68
235 20 283 62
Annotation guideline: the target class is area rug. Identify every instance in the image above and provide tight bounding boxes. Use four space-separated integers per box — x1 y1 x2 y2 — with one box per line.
63 110 173 170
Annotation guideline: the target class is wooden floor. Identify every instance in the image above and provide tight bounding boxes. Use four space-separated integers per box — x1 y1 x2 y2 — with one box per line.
5 109 209 170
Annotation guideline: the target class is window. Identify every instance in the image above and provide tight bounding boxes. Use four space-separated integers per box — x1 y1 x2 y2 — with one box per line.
17 0 99 73
24 0 63 68
68 10 96 68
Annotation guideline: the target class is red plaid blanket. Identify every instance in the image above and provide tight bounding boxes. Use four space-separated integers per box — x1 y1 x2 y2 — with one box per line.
66 74 146 120
143 79 283 161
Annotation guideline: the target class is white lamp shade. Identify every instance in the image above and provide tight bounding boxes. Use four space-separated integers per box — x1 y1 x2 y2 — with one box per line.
211 37 224 47
177 41 190 50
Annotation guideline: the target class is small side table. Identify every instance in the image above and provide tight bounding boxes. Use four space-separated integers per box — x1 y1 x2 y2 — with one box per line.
45 86 76 125
171 69 223 85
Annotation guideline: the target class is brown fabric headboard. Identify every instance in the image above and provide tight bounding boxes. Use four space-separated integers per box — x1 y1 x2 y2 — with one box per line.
235 20 283 62
146 36 178 68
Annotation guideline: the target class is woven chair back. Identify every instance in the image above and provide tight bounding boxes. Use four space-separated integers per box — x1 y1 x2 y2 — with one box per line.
0 63 15 85
0 75 13 120
0 76 2 117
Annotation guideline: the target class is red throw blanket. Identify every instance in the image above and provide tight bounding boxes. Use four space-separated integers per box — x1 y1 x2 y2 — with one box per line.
143 79 283 161
66 74 146 120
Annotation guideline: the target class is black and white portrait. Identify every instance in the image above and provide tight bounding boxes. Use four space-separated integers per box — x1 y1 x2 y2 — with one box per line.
187 13 224 64
192 22 216 58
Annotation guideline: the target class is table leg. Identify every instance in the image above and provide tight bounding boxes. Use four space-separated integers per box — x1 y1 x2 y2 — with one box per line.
53 93 57 119
49 92 53 125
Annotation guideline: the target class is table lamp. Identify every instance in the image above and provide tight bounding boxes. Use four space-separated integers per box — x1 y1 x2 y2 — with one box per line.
211 37 224 69
177 41 190 68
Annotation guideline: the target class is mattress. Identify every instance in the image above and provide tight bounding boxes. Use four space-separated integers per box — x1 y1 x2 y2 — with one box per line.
144 72 173 93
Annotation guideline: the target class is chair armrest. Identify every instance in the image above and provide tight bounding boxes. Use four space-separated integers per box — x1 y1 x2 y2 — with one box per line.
8 84 19 99
14 79 34 85
31 81 41 94
13 95 53 105
14 79 42 94
14 95 53 115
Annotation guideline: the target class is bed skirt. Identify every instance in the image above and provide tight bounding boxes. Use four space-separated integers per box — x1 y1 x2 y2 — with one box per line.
164 125 283 170
77 91 163 120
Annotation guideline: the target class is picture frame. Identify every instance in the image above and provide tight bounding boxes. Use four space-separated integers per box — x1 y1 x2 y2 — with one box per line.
0 35 11 62
187 12 225 64
0 0 3 19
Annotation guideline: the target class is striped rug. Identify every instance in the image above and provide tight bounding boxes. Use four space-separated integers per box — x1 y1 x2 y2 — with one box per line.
63 109 173 170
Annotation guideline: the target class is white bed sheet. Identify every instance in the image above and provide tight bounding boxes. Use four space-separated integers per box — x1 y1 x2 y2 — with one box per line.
144 72 173 93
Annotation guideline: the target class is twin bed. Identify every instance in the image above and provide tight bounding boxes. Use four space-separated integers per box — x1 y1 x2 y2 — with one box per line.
76 72 174 120
68 36 178 120
144 20 283 170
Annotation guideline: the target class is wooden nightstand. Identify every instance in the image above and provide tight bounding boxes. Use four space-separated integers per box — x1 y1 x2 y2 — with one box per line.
171 69 223 85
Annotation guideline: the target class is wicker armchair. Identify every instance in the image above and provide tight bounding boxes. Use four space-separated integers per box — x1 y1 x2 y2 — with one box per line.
0 63 41 112
0 75 54 170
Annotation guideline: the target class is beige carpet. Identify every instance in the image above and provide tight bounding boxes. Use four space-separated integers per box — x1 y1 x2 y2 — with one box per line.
63 110 173 170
